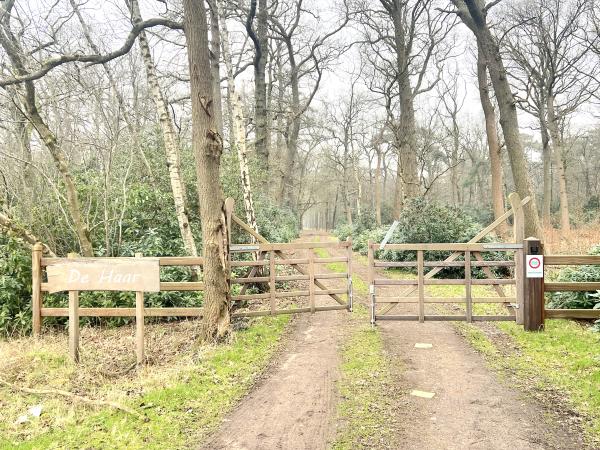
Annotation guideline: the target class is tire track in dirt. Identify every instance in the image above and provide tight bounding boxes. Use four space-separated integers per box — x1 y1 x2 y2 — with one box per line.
327 237 587 450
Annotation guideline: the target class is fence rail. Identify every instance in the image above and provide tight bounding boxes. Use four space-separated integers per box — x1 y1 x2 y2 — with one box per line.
32 206 352 363
531 252 600 325
369 242 520 324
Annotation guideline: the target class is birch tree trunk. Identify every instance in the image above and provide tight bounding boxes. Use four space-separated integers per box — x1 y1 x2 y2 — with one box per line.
129 0 200 264
375 143 383 226
232 95 259 234
546 94 570 232
540 116 552 226
219 1 258 235
183 0 230 340
476 47 506 232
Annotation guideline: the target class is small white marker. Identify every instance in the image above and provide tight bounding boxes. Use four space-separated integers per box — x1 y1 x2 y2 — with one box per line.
414 343 433 349
410 390 435 399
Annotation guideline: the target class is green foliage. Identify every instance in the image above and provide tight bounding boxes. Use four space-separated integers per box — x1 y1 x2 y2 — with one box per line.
0 236 32 336
252 199 300 243
547 244 600 310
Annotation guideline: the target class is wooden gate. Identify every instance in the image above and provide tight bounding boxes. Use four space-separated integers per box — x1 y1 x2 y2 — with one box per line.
368 242 522 324
368 193 528 325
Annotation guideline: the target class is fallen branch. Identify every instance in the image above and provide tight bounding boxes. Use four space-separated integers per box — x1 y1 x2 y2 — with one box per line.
0 377 144 419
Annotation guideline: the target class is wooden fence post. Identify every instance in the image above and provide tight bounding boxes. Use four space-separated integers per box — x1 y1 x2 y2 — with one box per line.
346 237 353 312
523 237 545 331
465 250 472 323
32 243 43 337
135 253 145 365
368 240 375 325
308 249 315 313
67 252 80 363
509 193 525 325
269 250 276 314
417 250 425 323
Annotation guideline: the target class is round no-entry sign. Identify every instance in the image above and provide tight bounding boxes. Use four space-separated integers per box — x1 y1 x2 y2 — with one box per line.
528 257 541 269
526 255 544 278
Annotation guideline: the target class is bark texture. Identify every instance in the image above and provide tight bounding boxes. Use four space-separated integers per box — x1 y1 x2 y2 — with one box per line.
454 0 541 238
476 47 506 231
183 0 230 340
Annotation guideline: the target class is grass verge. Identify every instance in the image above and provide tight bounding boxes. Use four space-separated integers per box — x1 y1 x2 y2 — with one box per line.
0 315 290 449
330 305 398 449
455 319 600 445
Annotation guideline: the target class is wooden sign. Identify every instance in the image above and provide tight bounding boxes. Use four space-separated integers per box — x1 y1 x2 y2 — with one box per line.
46 258 160 293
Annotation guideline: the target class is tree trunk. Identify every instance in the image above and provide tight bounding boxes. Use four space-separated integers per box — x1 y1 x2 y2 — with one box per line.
254 0 269 168
375 144 383 225
476 46 506 232
130 0 200 264
391 5 420 203
232 95 259 234
540 116 552 226
546 94 570 232
183 0 230 340
458 0 541 238
209 0 223 135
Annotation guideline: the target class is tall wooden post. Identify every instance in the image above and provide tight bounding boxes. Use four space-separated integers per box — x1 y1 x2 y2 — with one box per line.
523 237 545 331
67 252 80 362
346 237 353 312
368 240 375 325
31 243 43 337
465 250 472 323
308 249 315 313
417 250 425 323
135 253 145 365
269 250 276 314
509 193 525 324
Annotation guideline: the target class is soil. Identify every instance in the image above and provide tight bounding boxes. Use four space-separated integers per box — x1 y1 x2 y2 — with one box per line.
201 242 346 450
202 233 589 450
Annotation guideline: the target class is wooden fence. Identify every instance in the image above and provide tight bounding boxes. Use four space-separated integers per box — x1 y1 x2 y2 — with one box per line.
368 242 521 324
522 237 600 331
31 239 352 363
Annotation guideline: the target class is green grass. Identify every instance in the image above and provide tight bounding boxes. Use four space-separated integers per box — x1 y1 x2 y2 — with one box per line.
498 320 600 438
456 318 600 443
330 306 397 449
1 315 290 450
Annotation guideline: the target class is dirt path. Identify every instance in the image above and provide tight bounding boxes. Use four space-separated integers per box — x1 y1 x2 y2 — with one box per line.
204 233 585 450
202 241 346 450
328 240 587 450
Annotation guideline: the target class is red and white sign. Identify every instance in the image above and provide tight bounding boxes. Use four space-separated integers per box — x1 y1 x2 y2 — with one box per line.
526 255 544 278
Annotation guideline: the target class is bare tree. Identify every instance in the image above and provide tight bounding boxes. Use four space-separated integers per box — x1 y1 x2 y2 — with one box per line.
505 0 595 232
449 0 541 237
360 0 456 217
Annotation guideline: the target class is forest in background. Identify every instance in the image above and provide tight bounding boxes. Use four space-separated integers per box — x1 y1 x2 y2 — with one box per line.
1 0 600 336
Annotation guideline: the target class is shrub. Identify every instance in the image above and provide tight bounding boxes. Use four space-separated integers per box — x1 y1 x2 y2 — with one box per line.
0 236 33 336
341 198 506 278
547 244 600 310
